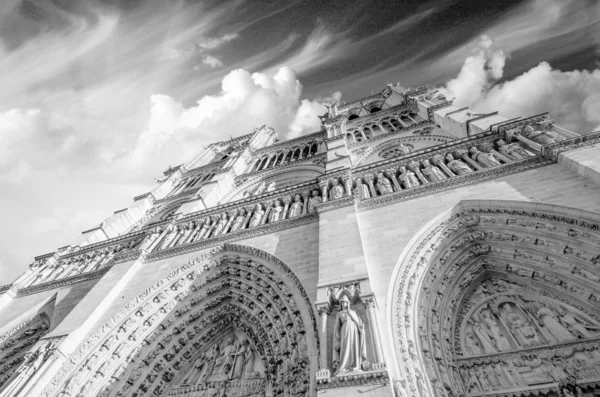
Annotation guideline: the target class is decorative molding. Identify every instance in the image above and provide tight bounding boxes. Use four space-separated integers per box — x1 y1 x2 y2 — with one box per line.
316 369 389 389
133 192 155 203
234 154 326 184
346 121 433 150
15 267 112 297
313 196 355 214
252 130 326 157
542 131 600 161
357 156 549 211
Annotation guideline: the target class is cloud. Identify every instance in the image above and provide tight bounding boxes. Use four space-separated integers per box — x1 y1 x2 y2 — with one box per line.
196 33 239 50
440 36 600 133
202 55 224 69
288 91 341 139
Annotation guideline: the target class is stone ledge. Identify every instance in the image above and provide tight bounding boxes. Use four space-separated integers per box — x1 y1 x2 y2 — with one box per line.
314 196 355 214
13 267 111 297
316 369 389 390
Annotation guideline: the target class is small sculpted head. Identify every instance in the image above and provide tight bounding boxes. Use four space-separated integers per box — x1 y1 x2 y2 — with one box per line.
294 194 301 202
312 189 319 197
332 179 340 186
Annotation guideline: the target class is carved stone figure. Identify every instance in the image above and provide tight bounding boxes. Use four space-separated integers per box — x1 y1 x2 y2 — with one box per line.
249 204 265 227
555 307 599 338
230 209 247 232
253 181 266 195
398 166 419 189
354 178 370 200
266 182 276 192
445 154 473 175
1 340 54 397
229 339 247 379
481 311 512 351
330 179 344 200
308 189 322 212
184 353 206 385
213 213 229 235
470 319 496 354
333 296 367 375
288 194 303 218
214 337 236 376
421 159 446 182
375 172 394 195
497 139 531 159
533 303 575 342
522 124 565 144
502 303 541 347
268 201 284 223
469 147 501 167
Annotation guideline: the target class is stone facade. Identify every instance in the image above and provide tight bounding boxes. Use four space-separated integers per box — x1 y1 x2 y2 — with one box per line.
1 83 600 397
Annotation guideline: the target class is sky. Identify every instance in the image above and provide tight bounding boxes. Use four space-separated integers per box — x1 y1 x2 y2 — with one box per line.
0 0 599 284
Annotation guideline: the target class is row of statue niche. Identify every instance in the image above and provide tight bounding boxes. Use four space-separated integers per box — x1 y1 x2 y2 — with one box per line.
352 143 533 200
463 299 600 356
22 238 142 287
461 347 600 394
183 336 261 385
242 181 276 198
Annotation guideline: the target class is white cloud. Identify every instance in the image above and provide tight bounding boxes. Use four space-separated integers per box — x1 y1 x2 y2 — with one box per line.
196 33 239 50
202 55 224 68
440 36 600 133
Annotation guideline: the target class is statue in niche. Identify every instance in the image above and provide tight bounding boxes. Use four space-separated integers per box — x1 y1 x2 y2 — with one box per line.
307 189 322 212
469 147 501 167
332 295 367 375
421 159 446 182
521 124 565 144
268 200 284 223
501 303 541 347
230 209 247 232
481 310 512 351
330 179 344 200
555 307 600 339
249 204 265 227
254 181 267 195
398 166 419 189
531 302 575 343
375 172 394 194
445 153 473 175
213 213 229 235
267 182 276 192
354 178 370 200
497 139 531 160
288 194 303 218
469 316 497 354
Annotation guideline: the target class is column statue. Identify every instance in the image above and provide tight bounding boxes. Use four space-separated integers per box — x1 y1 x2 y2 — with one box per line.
266 182 276 192
421 159 446 182
268 200 284 223
307 190 322 212
375 172 394 195
354 178 370 200
212 213 229 236
398 166 419 189
288 194 303 218
230 209 247 232
521 124 565 144
253 181 266 195
249 204 265 227
333 296 367 375
497 139 531 160
329 179 344 200
445 153 473 175
469 147 501 167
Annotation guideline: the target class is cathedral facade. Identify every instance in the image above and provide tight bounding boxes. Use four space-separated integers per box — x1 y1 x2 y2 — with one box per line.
2 83 600 397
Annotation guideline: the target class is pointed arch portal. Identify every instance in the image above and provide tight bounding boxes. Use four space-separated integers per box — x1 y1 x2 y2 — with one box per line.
390 200 600 397
43 244 318 397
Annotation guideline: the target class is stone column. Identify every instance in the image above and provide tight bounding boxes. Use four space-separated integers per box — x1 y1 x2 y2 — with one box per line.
363 174 378 197
490 149 512 164
386 169 402 192
148 228 170 252
432 154 455 178
514 134 542 152
342 176 353 197
457 150 483 171
282 196 292 220
242 207 253 229
408 160 428 185
363 296 385 367
316 304 331 380
260 205 272 225
302 192 309 214
319 181 329 203
222 212 236 235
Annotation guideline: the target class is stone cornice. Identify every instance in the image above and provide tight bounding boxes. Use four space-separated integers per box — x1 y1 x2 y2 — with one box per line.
542 131 600 161
60 231 147 260
314 195 355 213
357 156 550 211
316 369 389 389
146 212 318 262
497 112 550 134
153 188 200 206
15 267 112 297
133 192 155 203
181 160 226 178
426 100 453 120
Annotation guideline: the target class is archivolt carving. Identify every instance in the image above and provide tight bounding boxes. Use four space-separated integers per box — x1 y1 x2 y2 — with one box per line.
390 201 600 397
43 244 318 397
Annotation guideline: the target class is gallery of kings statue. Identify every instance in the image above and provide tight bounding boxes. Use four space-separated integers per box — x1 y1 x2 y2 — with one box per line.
1 83 600 397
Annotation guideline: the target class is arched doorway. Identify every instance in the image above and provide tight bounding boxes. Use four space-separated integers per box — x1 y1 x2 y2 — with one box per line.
43 244 318 397
390 200 600 397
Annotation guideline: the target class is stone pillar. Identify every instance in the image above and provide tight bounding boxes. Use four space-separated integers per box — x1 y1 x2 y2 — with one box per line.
408 161 428 185
457 150 483 171
260 205 272 225
432 154 456 178
490 149 512 164
363 296 385 367
222 212 236 235
363 174 378 198
242 207 253 229
319 181 329 203
342 176 353 197
316 304 331 380
302 192 309 214
514 134 543 152
386 169 402 192
148 228 170 252
282 196 292 220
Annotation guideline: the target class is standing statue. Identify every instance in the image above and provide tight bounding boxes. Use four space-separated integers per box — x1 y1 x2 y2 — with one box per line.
184 353 206 385
288 194 303 218
269 200 284 223
2 340 55 397
249 204 265 227
230 209 247 232
243 341 256 378
229 339 247 380
330 179 344 200
482 311 512 351
470 318 497 354
445 154 473 175
556 307 600 338
214 338 237 376
421 159 446 182
332 296 367 375
469 147 501 168
502 303 541 347
533 303 575 342
267 182 276 192
213 213 229 235
497 139 531 160
354 178 370 200
398 166 419 189
521 124 565 144
376 172 394 194
307 190 322 212
254 181 267 195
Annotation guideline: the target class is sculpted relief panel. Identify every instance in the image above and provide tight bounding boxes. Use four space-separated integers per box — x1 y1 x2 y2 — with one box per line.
391 203 600 397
